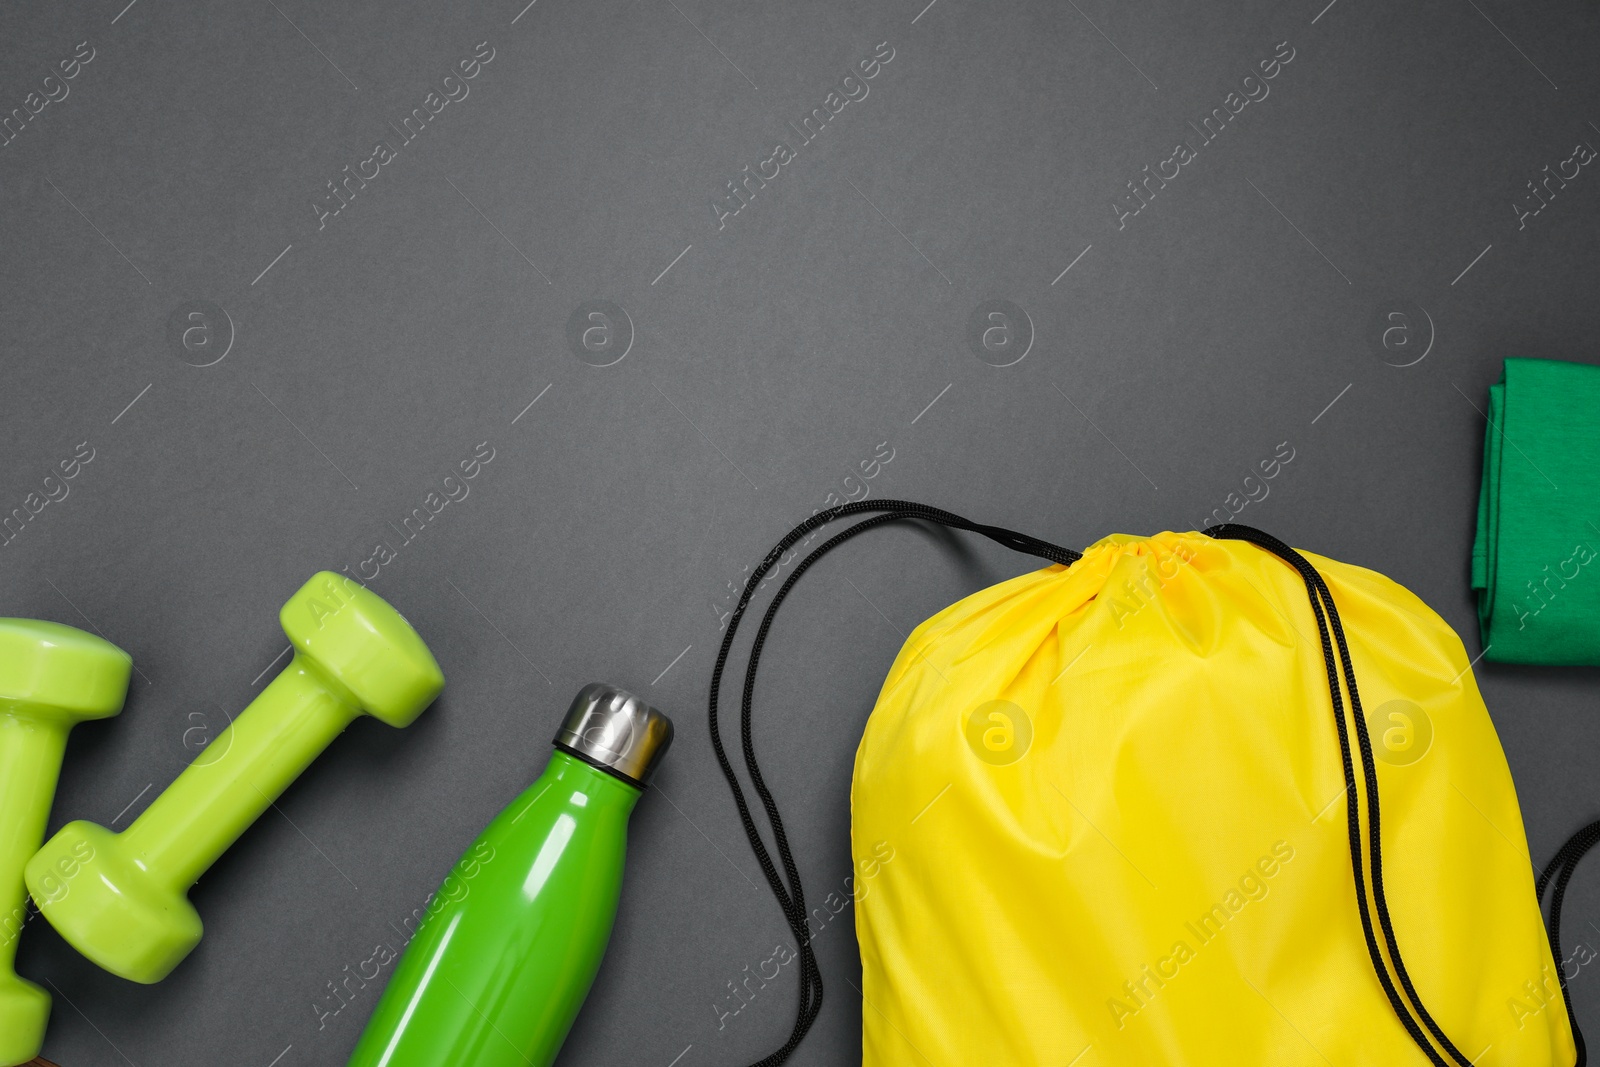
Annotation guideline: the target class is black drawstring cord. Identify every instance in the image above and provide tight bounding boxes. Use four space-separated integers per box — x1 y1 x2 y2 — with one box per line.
1539 821 1599 1066
1206 524 1475 1067
707 501 1080 1065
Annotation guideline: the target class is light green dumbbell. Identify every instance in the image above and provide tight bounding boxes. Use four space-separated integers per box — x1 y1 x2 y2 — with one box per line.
26 573 444 985
0 620 131 1067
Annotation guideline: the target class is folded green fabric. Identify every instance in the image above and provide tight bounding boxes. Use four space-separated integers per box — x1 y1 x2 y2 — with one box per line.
1473 358 1600 665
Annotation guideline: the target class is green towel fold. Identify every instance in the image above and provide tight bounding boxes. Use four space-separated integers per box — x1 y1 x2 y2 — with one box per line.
1472 357 1600 665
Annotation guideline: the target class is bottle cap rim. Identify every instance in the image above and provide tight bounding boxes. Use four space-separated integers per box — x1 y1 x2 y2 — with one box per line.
553 683 674 785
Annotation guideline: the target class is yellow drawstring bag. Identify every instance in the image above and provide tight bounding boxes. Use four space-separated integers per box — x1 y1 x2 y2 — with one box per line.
708 503 1577 1067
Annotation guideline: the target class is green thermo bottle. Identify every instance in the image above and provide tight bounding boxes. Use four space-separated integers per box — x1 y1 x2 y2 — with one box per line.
346 683 673 1067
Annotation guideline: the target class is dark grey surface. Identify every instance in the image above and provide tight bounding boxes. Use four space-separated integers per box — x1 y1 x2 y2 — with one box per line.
2 0 1598 1063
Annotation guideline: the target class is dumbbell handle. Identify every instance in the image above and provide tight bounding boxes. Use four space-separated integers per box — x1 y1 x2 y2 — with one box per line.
122 657 361 891
0 714 70 972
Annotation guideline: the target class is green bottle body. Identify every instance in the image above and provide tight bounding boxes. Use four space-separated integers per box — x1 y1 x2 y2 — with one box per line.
347 750 640 1067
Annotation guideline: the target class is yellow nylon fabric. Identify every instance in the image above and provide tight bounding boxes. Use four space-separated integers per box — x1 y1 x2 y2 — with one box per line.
851 532 1572 1066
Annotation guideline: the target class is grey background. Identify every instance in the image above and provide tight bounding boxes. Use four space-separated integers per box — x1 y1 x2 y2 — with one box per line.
1 0 1598 1063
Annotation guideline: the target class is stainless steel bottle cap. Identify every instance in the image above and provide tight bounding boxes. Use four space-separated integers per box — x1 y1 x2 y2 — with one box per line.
554 683 674 786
